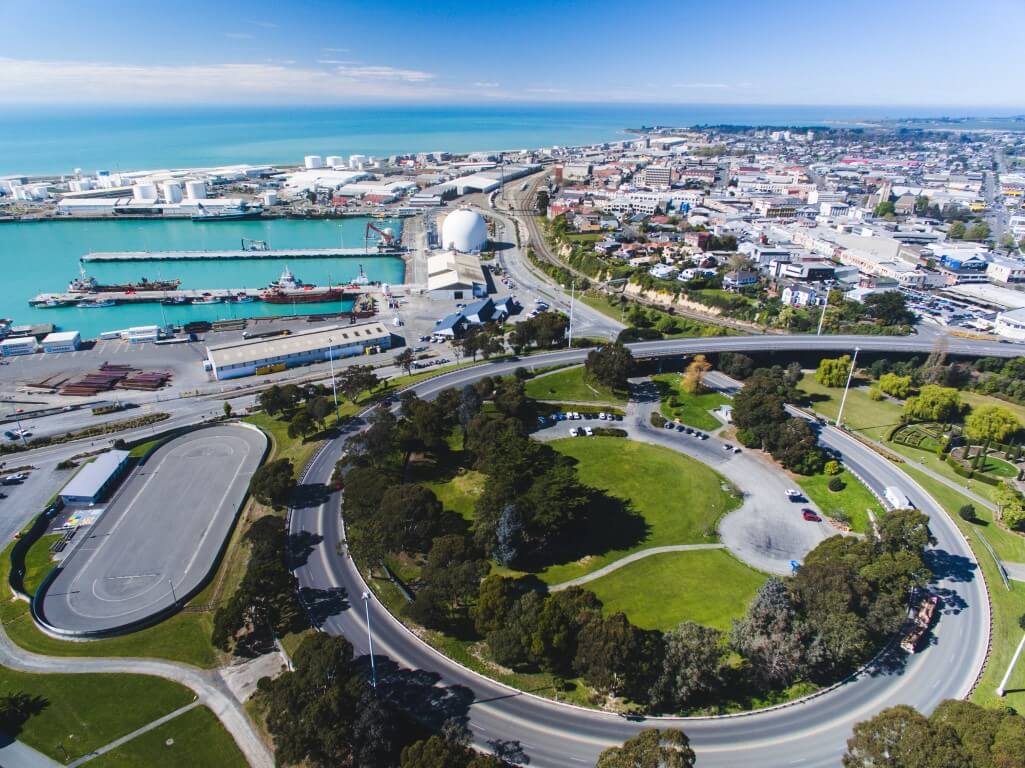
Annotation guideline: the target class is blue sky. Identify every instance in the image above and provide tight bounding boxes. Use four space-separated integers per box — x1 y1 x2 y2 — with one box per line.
1 0 1023 107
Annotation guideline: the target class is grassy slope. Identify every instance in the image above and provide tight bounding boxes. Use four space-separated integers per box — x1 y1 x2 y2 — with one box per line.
899 466 1025 711
583 549 765 631
654 373 729 431
0 667 193 761
533 437 740 584
21 534 62 596
524 365 626 404
795 469 882 534
89 705 248 768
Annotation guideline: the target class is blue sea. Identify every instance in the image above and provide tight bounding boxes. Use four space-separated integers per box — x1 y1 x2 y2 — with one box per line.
0 104 1008 177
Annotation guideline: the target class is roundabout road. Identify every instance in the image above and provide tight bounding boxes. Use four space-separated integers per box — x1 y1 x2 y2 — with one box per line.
288 334 1010 767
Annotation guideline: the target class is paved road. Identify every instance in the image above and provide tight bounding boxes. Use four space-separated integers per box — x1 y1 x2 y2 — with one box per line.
37 424 266 636
549 544 726 591
0 623 273 768
288 342 993 768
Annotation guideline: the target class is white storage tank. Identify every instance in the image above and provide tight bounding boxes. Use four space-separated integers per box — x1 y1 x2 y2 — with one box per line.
326 155 345 168
161 181 183 203
304 155 324 169
185 180 207 199
441 209 488 253
133 182 158 201
349 154 366 169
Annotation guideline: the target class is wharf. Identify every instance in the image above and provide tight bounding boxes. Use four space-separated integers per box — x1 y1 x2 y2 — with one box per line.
81 247 405 262
30 288 264 306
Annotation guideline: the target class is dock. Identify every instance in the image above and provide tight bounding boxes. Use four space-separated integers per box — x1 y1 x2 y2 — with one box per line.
81 247 405 262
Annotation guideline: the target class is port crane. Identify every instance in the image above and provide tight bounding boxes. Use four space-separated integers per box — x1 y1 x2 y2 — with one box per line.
364 222 396 251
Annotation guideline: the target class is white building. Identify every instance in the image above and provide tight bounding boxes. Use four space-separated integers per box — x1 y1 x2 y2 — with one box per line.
641 165 672 189
987 257 1025 284
41 331 81 353
0 337 38 356
441 209 488 253
994 308 1025 341
427 250 487 300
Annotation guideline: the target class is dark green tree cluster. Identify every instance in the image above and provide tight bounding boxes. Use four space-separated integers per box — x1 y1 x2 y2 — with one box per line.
507 311 570 352
732 366 826 474
717 352 755 380
844 700 1025 768
457 325 506 361
400 735 512 768
972 357 1025 405
472 578 660 701
248 458 296 508
597 729 696 768
213 516 305 652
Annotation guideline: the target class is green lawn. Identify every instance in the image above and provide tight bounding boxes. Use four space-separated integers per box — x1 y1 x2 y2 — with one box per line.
535 438 741 584
524 365 627 404
0 668 194 762
21 533 62 596
89 705 248 768
899 466 1025 711
653 373 729 431
795 470 881 533
583 549 765 631
962 391 1025 426
798 373 904 441
421 468 486 523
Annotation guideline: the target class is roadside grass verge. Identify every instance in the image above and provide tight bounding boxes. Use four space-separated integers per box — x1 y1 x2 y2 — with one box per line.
582 549 765 631
653 373 729 431
795 469 881 534
89 705 248 768
524 365 627 404
0 667 193 762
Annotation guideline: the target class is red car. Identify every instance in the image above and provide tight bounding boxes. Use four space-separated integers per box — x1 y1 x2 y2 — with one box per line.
802 510 821 522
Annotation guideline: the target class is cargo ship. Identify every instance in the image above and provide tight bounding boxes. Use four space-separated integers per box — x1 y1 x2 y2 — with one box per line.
69 274 181 294
259 266 360 305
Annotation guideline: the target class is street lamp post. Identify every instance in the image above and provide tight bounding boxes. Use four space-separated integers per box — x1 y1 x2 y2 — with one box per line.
836 346 860 429
568 280 576 348
998 630 1025 697
361 591 378 691
327 338 339 416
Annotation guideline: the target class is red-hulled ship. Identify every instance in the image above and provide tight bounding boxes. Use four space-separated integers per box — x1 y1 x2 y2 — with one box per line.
259 267 361 304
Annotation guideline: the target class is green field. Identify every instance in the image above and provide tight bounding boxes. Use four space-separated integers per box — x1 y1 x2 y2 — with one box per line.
0 668 193 762
21 533 62 596
795 470 881 533
798 373 904 441
582 549 765 631
89 705 248 768
899 466 1025 711
525 365 627 404
654 373 729 431
536 438 740 584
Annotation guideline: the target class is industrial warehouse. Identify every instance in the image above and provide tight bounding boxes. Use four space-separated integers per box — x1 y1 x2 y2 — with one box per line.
204 321 393 380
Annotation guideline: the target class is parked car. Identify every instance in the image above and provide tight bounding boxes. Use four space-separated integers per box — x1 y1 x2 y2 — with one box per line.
663 421 675 430
802 510 822 522
583 426 594 436
785 489 801 499
723 444 733 451
569 427 580 437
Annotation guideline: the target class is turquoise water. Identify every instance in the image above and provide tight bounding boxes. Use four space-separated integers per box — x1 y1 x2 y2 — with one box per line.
0 217 404 338
0 104 1002 177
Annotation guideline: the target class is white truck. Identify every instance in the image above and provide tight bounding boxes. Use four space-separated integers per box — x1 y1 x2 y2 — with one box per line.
884 486 913 510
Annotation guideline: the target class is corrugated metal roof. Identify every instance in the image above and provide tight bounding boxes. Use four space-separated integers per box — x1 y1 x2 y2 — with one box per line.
60 450 129 501
206 322 391 368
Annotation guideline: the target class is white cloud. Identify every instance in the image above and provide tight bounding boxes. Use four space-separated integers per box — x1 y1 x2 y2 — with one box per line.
473 81 500 88
321 47 350 53
671 82 730 89
526 87 567 95
0 57 446 104
316 59 355 65
248 21 278 29
224 32 255 40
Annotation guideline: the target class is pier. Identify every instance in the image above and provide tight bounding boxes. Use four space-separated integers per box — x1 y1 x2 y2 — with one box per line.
81 247 405 262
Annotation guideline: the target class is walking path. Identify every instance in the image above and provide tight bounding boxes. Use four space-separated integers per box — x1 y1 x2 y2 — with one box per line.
0 739 61 768
549 543 725 591
67 702 200 767
0 624 274 768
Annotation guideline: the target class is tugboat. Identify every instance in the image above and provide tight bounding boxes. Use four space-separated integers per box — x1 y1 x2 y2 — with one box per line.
160 296 192 306
259 266 357 304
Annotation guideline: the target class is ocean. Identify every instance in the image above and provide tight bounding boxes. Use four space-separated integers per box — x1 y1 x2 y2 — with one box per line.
0 218 405 338
0 103 1004 177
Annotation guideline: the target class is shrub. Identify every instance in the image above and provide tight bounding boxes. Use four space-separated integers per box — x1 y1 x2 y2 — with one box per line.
827 476 845 492
650 412 666 428
824 460 842 476
868 385 883 401
958 504 977 522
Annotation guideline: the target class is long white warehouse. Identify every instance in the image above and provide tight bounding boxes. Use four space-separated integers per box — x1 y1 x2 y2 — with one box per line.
204 322 392 380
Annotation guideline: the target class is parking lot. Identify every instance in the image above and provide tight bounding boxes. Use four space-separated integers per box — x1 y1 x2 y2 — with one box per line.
36 423 266 636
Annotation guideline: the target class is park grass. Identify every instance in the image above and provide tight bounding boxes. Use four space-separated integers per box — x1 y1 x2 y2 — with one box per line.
653 373 729 431
798 373 904 441
795 469 881 534
420 468 486 523
0 667 193 762
89 705 248 768
534 438 741 584
898 466 1025 711
962 391 1025 426
582 549 766 631
21 533 61 596
524 365 627 404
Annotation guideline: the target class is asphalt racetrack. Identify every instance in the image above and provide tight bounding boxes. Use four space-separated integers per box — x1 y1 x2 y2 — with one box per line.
38 424 266 636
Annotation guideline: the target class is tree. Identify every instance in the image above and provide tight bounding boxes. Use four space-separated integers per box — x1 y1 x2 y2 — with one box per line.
863 292 915 326
585 342 635 390
930 698 1025 768
965 405 1022 444
731 578 815 689
248 458 295 508
844 705 972 768
904 385 963 423
958 504 976 522
400 735 511 768
681 354 712 394
596 729 696 768
223 401 233 418
288 410 317 440
816 355 852 388
532 587 603 674
574 612 659 698
258 384 289 415
874 200 896 217
337 364 379 403
306 396 332 427
376 484 446 554
718 352 753 380
948 220 967 239
650 622 726 711
395 347 415 376
473 575 521 636
879 373 912 399
965 222 991 241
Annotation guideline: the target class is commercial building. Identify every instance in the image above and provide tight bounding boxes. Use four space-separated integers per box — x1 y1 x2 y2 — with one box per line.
427 250 488 300
205 322 392 380
995 308 1025 341
41 331 81 353
59 450 130 505
0 337 38 356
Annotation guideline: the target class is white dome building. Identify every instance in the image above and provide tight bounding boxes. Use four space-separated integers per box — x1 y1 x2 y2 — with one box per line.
441 209 488 253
